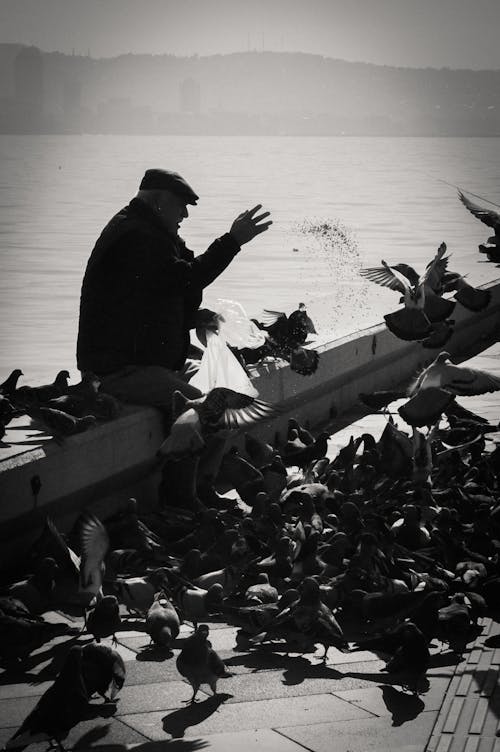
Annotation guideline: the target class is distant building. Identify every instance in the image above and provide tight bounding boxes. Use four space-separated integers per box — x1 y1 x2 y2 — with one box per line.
63 77 82 114
12 46 44 131
179 77 201 114
14 46 43 112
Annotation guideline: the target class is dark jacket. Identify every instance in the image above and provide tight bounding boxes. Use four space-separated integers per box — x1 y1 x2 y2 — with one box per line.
77 198 240 374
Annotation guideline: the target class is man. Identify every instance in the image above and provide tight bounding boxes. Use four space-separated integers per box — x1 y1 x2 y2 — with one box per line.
77 168 271 408
76 168 271 510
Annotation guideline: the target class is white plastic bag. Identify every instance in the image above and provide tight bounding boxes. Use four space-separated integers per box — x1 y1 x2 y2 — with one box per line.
215 298 267 349
190 330 258 397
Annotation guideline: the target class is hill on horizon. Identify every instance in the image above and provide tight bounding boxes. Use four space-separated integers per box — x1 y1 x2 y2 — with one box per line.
1 45 499 135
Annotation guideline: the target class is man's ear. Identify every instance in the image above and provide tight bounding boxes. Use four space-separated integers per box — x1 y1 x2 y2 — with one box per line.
172 390 190 421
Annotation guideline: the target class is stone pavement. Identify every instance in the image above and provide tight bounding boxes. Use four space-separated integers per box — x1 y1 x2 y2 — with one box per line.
0 611 499 752
0 343 499 751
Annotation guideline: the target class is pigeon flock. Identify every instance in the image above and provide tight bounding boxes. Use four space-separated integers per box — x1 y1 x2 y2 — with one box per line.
358 187 500 345
0 187 499 749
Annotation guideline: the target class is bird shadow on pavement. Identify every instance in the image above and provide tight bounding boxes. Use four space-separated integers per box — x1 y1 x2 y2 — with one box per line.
281 655 345 686
484 633 500 648
0 633 81 684
428 650 463 669
73 723 115 750
223 647 344 684
162 693 232 739
341 668 430 693
136 645 174 662
380 684 426 726
73 740 210 752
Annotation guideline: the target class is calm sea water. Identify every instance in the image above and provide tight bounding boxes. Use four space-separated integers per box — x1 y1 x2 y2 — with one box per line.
0 135 499 382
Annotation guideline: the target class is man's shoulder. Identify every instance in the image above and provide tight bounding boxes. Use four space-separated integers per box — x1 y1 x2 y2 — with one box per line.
96 202 167 249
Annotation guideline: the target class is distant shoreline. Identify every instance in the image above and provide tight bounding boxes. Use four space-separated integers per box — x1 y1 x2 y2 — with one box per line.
1 45 499 138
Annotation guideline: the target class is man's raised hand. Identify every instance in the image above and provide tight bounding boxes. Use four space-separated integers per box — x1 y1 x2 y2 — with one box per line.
229 204 272 246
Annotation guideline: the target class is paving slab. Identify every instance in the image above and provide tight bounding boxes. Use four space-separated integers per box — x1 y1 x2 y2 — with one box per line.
0 679 51 700
0 715 149 751
179 727 309 751
193 661 386 703
278 710 439 752
120 692 375 740
332 676 451 719
0 695 43 728
124 659 180 687
115 681 194 714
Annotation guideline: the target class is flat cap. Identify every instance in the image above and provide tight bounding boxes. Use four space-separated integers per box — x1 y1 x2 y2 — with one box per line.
139 169 199 204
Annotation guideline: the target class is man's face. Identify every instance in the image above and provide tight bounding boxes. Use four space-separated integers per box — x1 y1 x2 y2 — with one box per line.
155 190 189 234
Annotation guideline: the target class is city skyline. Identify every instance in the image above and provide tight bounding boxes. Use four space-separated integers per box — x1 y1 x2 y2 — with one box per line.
0 0 499 70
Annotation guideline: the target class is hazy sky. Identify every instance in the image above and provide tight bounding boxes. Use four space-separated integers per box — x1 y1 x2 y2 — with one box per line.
1 0 499 69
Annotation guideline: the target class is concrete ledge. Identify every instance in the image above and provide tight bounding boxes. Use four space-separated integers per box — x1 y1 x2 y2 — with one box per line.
1 278 499 561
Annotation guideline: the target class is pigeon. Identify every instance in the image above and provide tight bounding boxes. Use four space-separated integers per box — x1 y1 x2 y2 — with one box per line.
400 351 500 426
219 449 265 506
382 622 430 693
194 564 239 597
0 393 17 431
421 319 455 349
64 371 100 397
5 644 89 750
360 244 452 340
8 557 59 614
78 512 110 603
80 641 126 702
86 595 121 644
282 432 330 468
441 272 491 312
359 390 405 412
437 595 474 654
257 307 313 346
0 596 44 622
113 568 171 614
0 369 23 396
293 302 317 335
444 400 490 425
14 370 70 406
26 406 97 440
253 308 320 374
46 387 120 421
252 576 348 660
244 573 279 604
145 592 180 648
169 582 224 628
458 189 500 257
31 517 83 603
158 388 280 459
287 417 315 445
244 432 276 467
105 497 164 557
176 623 232 703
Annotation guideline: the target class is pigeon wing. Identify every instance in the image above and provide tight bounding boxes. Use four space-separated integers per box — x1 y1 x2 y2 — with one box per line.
441 363 500 396
46 517 81 579
391 263 420 286
260 309 288 326
199 388 280 430
421 242 449 290
459 190 500 230
79 512 109 590
359 261 412 295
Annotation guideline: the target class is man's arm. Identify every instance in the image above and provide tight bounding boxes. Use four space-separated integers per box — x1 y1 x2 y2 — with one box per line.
123 204 272 292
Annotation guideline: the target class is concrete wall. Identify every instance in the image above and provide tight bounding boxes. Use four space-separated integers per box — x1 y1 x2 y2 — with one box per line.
1 279 499 564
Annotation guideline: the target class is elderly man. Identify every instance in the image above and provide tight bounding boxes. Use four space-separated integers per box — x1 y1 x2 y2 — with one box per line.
77 168 271 406
77 168 271 509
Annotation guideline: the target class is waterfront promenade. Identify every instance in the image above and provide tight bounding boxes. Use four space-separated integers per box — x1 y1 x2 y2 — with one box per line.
0 342 499 752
